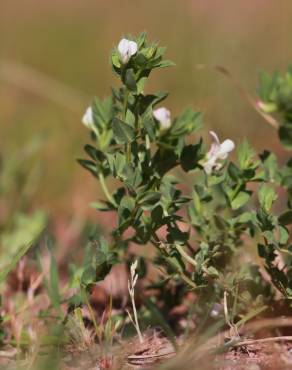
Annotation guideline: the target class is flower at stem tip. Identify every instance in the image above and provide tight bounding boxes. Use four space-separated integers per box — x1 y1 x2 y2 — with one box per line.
118 38 138 64
153 107 171 129
203 131 235 174
82 106 94 130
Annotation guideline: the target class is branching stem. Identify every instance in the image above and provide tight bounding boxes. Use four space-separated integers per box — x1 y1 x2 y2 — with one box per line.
98 172 117 207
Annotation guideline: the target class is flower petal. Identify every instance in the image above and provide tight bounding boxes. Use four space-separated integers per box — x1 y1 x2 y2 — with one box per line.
203 157 216 174
218 139 235 159
118 39 129 55
209 131 220 145
153 107 171 129
82 106 94 129
118 38 138 64
128 41 138 56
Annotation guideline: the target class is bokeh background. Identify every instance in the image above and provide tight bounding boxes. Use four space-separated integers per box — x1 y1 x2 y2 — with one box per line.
1 0 291 228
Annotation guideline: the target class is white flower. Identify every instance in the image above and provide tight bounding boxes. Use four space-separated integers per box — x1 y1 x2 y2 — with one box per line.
118 38 138 64
82 106 94 130
203 131 235 174
153 107 171 129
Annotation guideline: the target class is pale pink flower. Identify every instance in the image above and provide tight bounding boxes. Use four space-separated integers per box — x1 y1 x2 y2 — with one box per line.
203 131 235 174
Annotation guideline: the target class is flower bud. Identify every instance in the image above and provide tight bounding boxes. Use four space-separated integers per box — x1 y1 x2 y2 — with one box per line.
82 107 94 130
118 38 138 64
153 107 171 129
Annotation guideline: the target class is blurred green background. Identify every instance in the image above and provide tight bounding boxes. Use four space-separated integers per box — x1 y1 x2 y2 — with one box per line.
0 0 291 222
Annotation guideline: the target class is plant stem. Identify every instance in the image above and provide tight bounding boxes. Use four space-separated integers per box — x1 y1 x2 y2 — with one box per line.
123 88 129 120
151 235 197 290
126 143 131 163
98 172 117 207
176 244 210 276
122 88 131 163
176 244 198 268
130 291 143 343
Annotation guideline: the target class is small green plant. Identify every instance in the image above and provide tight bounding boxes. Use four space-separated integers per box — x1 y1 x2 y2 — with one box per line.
78 33 292 328
0 138 47 286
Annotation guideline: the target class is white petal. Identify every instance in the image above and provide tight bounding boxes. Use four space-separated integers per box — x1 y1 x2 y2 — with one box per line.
209 131 220 145
117 39 129 54
82 106 94 129
218 139 235 159
128 41 138 56
118 38 137 64
203 157 216 174
207 131 221 157
153 107 171 129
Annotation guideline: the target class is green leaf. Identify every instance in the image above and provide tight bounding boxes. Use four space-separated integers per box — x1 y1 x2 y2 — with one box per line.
142 109 156 140
154 60 175 69
206 266 219 278
138 91 168 115
112 118 135 144
258 184 277 212
170 109 202 137
124 165 143 189
90 201 114 212
279 124 292 149
151 205 164 224
237 140 258 170
235 211 254 224
228 162 241 181
0 242 34 285
167 227 189 245
259 151 280 183
136 32 147 48
124 69 137 92
279 225 289 245
180 142 203 172
137 191 161 204
118 196 136 227
111 50 121 74
77 159 97 177
279 210 292 225
0 211 46 285
81 266 96 287
231 191 250 210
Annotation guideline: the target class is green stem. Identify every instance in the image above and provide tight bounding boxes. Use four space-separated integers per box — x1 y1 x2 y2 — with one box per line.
176 244 210 275
123 89 129 120
98 172 117 207
123 88 131 163
126 143 131 163
176 244 198 268
151 234 197 290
